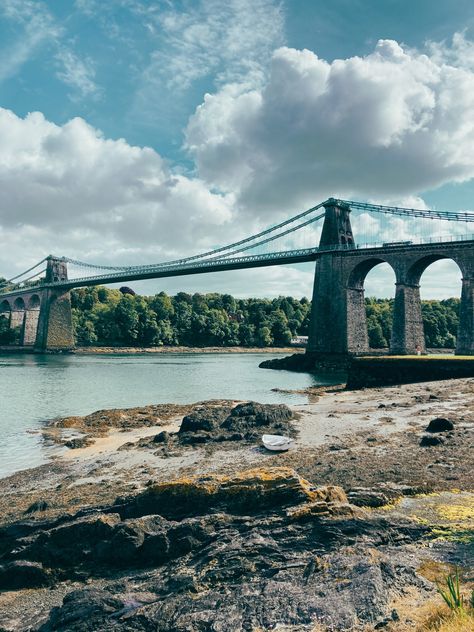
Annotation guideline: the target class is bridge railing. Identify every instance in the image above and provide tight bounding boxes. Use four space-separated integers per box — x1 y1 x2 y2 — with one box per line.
1 233 474 295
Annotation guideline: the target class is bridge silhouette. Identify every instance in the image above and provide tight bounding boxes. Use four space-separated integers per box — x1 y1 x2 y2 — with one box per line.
1 198 473 355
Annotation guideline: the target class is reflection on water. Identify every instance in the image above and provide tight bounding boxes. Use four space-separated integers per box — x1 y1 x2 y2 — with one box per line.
0 352 341 479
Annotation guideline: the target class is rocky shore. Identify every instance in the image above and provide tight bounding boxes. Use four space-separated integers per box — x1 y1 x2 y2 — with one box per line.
0 379 473 631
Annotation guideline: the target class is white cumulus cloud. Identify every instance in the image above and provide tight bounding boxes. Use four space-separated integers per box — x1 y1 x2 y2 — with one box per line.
0 108 235 279
186 36 474 216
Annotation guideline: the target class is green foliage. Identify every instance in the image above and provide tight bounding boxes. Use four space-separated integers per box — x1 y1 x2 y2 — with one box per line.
69 287 461 350
0 314 19 344
70 288 309 348
436 570 474 615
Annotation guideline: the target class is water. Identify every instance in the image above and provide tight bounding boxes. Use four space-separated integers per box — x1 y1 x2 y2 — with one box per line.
0 352 340 479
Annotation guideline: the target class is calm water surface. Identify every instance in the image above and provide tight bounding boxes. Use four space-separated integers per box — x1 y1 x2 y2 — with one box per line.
0 352 340 479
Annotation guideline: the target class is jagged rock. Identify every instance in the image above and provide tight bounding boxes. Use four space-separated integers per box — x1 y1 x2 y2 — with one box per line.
177 402 294 445
0 560 51 589
24 499 49 514
153 430 170 443
63 437 93 449
179 406 232 433
117 467 317 520
420 434 444 447
221 401 293 433
426 417 454 433
347 488 391 508
0 464 433 630
39 589 125 631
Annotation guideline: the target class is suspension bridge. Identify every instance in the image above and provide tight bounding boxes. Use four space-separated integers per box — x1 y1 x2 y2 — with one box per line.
0 198 473 355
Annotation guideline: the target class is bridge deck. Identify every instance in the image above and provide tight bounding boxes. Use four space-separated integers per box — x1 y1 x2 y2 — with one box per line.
1 238 473 297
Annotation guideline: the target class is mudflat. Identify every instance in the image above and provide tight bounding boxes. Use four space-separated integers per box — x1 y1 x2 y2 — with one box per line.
0 378 472 631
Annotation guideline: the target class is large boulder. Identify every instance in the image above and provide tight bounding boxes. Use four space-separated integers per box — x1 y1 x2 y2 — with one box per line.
179 405 232 433
426 417 454 433
117 467 318 520
0 560 51 589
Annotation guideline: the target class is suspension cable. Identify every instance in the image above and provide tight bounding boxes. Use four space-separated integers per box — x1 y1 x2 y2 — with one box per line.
336 199 474 222
0 257 48 286
62 202 326 272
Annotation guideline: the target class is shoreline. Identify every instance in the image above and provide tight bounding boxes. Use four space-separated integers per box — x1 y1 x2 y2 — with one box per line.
74 345 305 354
1 378 472 631
0 345 305 355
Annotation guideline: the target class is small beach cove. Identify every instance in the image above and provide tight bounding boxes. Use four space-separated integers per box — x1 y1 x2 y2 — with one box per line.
0 351 340 479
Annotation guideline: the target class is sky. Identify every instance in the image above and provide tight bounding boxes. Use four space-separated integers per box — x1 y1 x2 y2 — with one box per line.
1 0 474 299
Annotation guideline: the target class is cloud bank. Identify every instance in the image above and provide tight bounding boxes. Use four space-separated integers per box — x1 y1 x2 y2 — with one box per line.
187 36 474 214
1 35 474 297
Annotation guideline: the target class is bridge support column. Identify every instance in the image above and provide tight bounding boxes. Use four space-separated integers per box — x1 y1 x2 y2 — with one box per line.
307 198 356 358
307 254 349 356
35 290 74 352
456 277 474 355
346 287 370 353
10 310 25 342
22 308 41 346
390 282 425 355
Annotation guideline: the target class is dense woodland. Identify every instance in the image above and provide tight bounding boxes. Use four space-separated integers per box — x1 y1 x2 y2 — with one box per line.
0 286 461 348
70 287 459 349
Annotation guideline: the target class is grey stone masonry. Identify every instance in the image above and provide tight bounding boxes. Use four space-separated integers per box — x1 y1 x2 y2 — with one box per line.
308 204 474 356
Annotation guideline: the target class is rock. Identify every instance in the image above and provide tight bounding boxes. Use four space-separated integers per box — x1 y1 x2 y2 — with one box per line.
426 417 454 433
0 560 51 589
347 488 391 508
39 589 125 631
63 437 93 449
420 434 444 447
176 402 295 445
24 499 49 514
179 406 231 433
117 467 317 520
152 430 170 443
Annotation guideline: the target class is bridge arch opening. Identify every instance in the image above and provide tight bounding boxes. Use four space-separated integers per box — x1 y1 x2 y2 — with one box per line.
347 258 396 352
28 294 41 309
13 297 25 310
0 299 11 313
408 256 463 352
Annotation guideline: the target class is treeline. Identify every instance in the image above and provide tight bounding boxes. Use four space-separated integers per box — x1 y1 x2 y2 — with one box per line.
70 287 461 349
366 297 459 349
72 288 311 348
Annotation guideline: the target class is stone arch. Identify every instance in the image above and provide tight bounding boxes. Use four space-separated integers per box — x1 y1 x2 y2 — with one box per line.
346 257 397 353
348 257 396 289
405 255 464 353
28 294 41 309
0 299 11 313
13 297 25 310
406 254 465 287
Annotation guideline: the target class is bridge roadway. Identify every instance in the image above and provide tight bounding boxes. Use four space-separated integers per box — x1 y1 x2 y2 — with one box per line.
2 236 473 296
1 196 473 355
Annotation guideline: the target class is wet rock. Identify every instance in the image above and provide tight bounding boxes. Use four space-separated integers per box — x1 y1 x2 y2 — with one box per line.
24 499 49 514
426 417 454 433
347 488 391 508
117 467 317 521
153 430 170 443
63 437 93 449
39 589 125 631
222 402 292 429
176 402 295 445
179 406 231 433
0 560 51 589
420 434 444 447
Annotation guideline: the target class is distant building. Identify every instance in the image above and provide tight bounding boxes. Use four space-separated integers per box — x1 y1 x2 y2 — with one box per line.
291 335 308 347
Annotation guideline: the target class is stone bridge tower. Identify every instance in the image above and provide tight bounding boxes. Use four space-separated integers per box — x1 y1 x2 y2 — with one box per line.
306 202 474 358
34 257 74 351
306 199 356 358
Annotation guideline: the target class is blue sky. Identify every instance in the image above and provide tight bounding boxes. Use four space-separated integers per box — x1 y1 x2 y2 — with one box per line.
1 0 474 298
